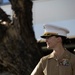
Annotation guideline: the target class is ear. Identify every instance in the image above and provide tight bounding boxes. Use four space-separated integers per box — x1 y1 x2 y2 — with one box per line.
57 37 62 42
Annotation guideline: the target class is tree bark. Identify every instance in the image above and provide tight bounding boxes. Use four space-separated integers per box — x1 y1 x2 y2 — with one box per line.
0 0 43 75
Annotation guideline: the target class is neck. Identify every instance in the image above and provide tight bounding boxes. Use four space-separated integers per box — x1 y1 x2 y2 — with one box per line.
53 45 65 59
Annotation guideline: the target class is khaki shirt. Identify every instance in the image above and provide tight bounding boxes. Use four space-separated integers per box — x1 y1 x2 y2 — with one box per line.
31 50 75 75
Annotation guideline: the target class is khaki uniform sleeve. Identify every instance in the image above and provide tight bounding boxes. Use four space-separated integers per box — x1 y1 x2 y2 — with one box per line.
31 58 44 75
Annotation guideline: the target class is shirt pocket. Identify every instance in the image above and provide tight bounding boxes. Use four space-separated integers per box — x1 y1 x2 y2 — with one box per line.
59 64 72 75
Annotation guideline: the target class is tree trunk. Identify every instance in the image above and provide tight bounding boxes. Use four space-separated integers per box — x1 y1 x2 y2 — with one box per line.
0 0 43 75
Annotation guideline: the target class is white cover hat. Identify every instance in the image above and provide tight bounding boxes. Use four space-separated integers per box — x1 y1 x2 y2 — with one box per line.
41 24 69 38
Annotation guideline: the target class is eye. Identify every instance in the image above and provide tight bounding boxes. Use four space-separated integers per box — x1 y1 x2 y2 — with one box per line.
46 36 54 39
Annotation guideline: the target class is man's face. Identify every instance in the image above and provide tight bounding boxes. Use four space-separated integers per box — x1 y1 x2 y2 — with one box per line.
45 36 59 49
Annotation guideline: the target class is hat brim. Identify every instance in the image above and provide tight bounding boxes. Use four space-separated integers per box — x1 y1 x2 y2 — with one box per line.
41 34 67 39
41 35 54 38
41 32 58 39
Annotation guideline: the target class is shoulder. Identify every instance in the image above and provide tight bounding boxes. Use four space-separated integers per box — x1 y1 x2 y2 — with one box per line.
70 52 75 60
67 50 75 64
68 50 75 59
39 54 51 69
40 52 52 66
41 54 50 61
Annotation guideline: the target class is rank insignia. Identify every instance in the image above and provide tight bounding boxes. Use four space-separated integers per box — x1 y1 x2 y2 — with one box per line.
59 59 70 66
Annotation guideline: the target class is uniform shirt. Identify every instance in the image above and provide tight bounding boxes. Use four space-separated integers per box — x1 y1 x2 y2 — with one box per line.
31 50 75 75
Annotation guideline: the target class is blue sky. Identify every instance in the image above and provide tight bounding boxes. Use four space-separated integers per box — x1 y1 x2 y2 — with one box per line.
3 0 9 3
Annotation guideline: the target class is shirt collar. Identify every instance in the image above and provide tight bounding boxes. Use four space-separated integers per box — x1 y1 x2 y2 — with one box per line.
47 49 71 60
